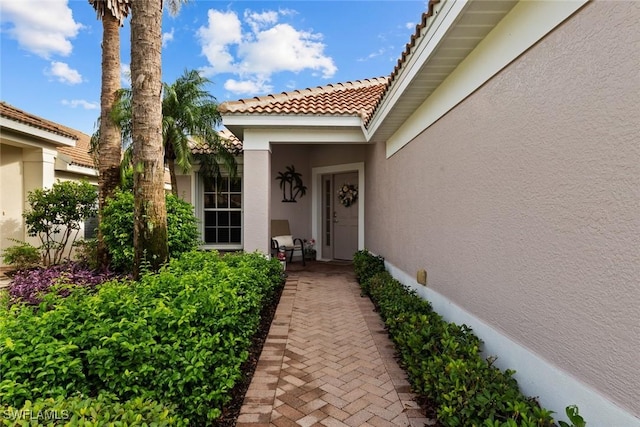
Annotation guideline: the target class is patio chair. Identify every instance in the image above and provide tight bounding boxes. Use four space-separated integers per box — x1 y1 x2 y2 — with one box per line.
271 219 306 266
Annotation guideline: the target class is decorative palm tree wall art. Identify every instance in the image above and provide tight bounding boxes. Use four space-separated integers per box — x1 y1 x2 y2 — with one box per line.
276 165 307 202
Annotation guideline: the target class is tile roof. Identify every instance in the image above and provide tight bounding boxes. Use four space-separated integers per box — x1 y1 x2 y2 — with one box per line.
57 126 96 169
189 128 243 156
0 101 77 140
219 1 441 128
0 101 96 169
218 77 389 124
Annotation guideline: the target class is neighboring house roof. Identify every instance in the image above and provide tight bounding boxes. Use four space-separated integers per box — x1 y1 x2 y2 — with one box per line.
189 128 243 155
0 101 96 170
0 101 78 140
56 127 96 169
218 77 388 124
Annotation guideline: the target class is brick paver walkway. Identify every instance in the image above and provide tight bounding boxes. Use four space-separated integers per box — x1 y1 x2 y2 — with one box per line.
237 265 433 427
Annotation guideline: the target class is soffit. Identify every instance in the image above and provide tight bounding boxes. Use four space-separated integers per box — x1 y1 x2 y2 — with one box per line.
367 0 519 143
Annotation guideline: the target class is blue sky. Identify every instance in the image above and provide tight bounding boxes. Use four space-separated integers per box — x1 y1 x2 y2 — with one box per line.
0 1 427 135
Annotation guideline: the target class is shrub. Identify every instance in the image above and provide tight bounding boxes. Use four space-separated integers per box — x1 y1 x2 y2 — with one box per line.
0 251 283 424
1 240 40 271
100 190 200 271
353 250 569 427
353 249 386 295
72 238 98 270
23 179 97 266
0 392 186 426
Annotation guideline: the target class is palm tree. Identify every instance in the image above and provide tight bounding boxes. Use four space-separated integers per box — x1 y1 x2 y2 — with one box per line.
162 69 236 194
129 0 167 277
94 69 238 196
88 0 130 270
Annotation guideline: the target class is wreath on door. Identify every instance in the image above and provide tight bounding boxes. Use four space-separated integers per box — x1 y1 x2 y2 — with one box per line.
338 183 358 207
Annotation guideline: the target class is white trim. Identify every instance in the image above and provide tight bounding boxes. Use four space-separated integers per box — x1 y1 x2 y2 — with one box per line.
385 260 640 427
243 128 366 150
0 117 76 147
366 0 466 136
223 115 363 129
384 0 588 158
311 162 365 260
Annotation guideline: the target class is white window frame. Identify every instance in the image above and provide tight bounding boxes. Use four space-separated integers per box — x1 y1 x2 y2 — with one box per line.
196 163 243 251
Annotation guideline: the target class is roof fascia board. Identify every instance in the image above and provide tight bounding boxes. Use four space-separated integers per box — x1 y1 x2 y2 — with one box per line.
54 154 98 177
243 127 367 151
222 114 363 129
0 117 76 147
384 0 589 158
365 0 468 138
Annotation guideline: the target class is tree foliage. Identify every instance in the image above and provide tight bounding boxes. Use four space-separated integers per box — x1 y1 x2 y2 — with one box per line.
23 180 97 266
100 190 200 272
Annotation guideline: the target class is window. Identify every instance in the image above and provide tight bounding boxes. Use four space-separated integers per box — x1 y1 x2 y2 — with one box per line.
202 176 242 245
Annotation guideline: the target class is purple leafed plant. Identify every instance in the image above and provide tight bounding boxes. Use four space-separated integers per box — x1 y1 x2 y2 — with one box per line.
8 262 120 305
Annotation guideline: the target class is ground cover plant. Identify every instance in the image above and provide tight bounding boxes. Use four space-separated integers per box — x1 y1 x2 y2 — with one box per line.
0 250 282 425
353 250 585 427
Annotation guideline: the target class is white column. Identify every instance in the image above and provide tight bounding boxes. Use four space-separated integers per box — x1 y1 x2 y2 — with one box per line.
243 131 271 254
22 147 57 244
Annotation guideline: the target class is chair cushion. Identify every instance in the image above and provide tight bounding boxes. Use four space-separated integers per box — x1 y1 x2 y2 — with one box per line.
273 235 294 248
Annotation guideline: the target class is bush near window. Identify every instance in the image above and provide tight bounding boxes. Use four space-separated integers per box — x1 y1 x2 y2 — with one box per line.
0 251 283 425
353 250 583 427
100 190 200 272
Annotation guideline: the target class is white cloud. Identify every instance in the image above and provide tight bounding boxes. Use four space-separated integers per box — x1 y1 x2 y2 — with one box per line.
162 28 175 48
197 8 336 95
197 10 242 74
224 78 273 95
244 10 278 33
61 99 99 110
406 21 416 30
47 61 83 84
238 24 336 78
358 48 387 62
0 0 83 58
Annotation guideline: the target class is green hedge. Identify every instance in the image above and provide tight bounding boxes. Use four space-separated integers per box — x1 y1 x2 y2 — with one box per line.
354 250 567 427
1 393 185 426
0 250 282 425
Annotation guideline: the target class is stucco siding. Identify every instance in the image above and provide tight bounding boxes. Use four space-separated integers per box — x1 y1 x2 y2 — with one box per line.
0 144 25 264
271 144 367 244
366 0 639 417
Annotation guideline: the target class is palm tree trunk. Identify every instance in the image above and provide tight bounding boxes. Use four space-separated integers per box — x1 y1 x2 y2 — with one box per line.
97 11 122 270
130 0 168 278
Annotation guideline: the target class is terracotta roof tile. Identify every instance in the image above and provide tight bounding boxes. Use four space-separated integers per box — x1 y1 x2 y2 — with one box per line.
1 101 96 169
368 0 440 125
0 101 77 140
57 127 96 169
219 77 389 123
189 128 243 155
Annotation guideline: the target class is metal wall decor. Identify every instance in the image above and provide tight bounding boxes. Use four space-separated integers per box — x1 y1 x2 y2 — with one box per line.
276 165 307 202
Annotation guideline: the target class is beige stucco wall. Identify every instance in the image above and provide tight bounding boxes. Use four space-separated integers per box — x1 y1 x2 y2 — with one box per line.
270 144 367 244
366 0 639 416
0 144 25 262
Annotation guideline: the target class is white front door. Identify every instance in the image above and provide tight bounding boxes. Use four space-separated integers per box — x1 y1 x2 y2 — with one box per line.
329 172 359 260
